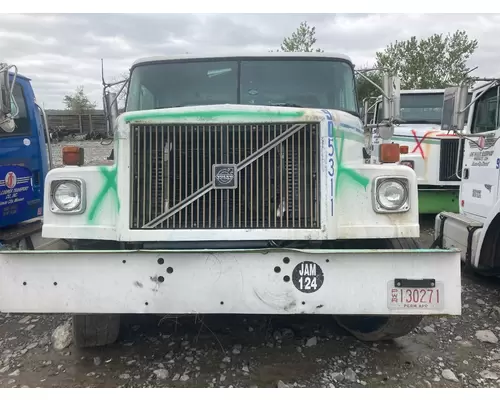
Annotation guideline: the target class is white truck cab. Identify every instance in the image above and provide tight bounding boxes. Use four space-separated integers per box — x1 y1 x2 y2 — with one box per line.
0 54 461 348
366 89 472 214
434 79 500 275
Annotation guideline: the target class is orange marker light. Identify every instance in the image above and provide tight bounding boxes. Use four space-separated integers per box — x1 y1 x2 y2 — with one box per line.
62 146 84 166
400 145 409 154
379 143 400 163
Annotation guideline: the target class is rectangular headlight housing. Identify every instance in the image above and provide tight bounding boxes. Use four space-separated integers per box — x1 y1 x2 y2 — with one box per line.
50 179 86 215
372 176 410 214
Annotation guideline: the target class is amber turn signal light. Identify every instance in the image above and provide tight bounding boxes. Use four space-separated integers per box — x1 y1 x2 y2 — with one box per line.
400 145 409 154
62 146 84 166
379 143 400 163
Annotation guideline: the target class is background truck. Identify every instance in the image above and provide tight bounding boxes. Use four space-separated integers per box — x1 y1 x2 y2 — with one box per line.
0 53 461 348
365 89 472 214
433 78 500 276
0 63 53 250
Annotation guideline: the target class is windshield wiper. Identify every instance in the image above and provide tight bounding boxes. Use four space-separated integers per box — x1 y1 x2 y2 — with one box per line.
268 102 304 108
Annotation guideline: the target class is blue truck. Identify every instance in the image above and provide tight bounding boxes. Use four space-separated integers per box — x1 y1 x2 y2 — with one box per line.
0 63 52 249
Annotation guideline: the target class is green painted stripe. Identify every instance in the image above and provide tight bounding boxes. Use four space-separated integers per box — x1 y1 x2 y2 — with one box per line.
393 136 442 145
123 108 307 123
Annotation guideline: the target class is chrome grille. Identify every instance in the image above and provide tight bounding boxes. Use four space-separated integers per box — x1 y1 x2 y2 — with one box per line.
129 123 321 230
439 139 462 182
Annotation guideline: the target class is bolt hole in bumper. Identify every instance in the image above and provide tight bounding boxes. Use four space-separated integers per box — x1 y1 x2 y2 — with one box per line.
0 248 461 315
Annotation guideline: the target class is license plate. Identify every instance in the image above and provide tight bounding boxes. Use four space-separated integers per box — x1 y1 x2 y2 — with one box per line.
387 282 444 310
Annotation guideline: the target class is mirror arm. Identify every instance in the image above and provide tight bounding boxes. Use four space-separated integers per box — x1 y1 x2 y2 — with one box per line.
355 70 390 100
0 63 19 118
461 80 498 114
35 102 54 170
0 63 18 99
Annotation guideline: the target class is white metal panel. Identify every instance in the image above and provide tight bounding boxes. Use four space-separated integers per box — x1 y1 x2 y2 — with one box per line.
41 105 420 242
461 129 500 219
434 212 483 267
0 248 461 315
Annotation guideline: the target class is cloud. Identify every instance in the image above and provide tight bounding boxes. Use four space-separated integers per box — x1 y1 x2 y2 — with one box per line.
0 13 496 108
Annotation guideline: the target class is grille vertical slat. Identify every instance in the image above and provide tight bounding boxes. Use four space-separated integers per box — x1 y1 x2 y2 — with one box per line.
439 139 463 182
130 123 320 230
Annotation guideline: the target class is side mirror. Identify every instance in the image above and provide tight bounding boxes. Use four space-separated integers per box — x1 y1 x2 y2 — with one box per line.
0 66 16 132
104 91 118 137
0 67 11 115
377 74 400 140
441 84 469 131
377 125 395 140
382 74 401 121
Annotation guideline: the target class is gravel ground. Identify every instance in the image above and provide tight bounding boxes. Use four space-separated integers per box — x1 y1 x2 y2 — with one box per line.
1 139 500 388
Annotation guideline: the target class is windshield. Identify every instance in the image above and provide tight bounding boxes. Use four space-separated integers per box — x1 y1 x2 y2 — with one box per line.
375 92 473 125
126 58 358 114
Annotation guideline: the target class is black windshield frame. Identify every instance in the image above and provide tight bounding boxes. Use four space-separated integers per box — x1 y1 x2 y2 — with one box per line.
375 92 473 125
126 56 359 116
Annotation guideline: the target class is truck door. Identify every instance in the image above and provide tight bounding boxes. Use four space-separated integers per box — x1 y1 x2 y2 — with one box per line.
461 84 500 219
0 76 47 228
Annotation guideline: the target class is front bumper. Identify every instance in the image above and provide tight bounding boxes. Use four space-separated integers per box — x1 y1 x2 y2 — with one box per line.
0 248 461 315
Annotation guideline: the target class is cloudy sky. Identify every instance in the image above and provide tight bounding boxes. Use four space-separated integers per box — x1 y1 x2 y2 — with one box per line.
1 13 498 109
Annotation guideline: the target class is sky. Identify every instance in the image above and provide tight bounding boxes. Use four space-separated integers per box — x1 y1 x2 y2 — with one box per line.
1 13 499 109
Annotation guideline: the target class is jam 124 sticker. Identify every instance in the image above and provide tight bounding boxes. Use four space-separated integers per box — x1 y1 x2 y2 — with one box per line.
292 261 324 293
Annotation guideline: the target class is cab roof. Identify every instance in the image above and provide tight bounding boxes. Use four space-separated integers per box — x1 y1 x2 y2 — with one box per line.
9 71 30 81
131 52 353 69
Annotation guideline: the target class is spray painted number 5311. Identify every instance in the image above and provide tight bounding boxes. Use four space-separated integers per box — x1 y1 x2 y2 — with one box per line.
328 138 334 176
328 138 334 216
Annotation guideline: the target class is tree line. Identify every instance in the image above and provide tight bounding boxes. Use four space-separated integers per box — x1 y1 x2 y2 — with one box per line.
63 20 478 112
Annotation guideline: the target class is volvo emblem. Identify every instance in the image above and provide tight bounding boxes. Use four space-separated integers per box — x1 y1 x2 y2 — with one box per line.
213 164 238 189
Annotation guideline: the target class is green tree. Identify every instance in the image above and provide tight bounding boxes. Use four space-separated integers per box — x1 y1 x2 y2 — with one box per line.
276 21 324 52
375 30 478 89
63 86 96 113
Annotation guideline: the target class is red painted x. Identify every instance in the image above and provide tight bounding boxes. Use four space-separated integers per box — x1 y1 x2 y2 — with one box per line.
410 130 436 159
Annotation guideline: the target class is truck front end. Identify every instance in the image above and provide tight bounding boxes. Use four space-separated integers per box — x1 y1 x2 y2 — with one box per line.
368 89 471 214
0 54 461 347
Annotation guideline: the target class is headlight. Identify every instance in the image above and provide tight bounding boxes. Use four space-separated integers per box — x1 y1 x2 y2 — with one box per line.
50 179 85 214
373 177 410 213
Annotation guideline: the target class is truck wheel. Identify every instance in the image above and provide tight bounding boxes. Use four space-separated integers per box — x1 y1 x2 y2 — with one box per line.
72 314 121 348
334 238 423 341
334 315 423 342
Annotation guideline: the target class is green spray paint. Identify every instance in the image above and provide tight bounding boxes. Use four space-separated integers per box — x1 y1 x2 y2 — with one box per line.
333 125 370 194
87 142 120 224
123 108 306 123
86 108 366 223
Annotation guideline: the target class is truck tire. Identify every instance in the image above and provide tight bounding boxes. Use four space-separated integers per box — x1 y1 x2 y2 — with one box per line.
334 238 423 341
72 314 121 348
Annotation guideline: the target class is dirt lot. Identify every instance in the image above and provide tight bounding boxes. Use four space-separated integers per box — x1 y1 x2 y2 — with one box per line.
1 140 500 388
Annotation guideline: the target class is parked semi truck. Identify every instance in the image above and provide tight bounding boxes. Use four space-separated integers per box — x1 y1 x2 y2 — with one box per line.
0 63 53 249
0 53 461 347
433 78 500 276
365 89 472 214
